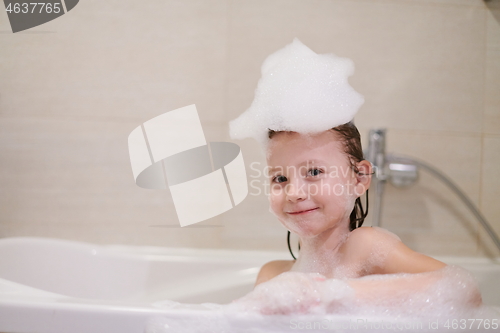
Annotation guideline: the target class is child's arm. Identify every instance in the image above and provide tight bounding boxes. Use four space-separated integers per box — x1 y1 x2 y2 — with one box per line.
346 226 447 274
345 267 481 306
234 266 481 315
381 239 447 274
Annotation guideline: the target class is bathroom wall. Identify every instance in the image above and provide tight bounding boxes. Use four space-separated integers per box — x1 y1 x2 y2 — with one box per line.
0 0 498 257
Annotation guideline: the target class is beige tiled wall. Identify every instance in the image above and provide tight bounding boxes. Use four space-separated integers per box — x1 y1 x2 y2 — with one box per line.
0 0 498 257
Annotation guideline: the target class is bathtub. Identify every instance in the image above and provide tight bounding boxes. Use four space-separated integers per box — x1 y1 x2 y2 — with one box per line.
0 237 499 333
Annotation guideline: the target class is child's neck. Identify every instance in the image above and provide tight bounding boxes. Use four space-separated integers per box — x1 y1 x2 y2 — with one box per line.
292 221 351 277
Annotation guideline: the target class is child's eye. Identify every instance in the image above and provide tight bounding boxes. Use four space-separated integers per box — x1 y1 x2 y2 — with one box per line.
307 168 323 177
272 175 288 183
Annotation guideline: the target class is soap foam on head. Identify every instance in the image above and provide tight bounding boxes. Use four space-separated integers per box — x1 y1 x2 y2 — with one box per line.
229 38 364 147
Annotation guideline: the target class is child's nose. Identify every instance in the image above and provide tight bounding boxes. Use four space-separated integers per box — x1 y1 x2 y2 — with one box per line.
285 179 306 202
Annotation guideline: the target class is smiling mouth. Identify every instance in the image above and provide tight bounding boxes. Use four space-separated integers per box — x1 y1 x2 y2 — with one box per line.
287 208 319 215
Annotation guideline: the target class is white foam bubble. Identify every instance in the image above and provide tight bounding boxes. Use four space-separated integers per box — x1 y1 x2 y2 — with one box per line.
229 38 364 147
225 265 499 325
145 267 499 333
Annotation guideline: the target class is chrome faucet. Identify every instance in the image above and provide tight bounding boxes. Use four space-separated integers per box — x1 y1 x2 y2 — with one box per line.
364 128 500 253
365 128 420 226
365 129 388 227
366 129 387 181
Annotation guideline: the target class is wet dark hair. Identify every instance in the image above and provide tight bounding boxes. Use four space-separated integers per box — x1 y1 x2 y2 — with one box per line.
268 122 370 259
330 122 369 231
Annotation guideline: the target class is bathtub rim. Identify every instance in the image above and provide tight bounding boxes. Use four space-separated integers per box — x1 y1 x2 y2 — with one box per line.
1 235 500 265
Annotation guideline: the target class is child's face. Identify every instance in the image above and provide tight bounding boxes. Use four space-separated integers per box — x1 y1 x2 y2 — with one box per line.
266 130 363 238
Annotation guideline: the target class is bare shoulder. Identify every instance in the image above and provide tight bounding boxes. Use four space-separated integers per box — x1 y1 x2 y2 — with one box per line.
346 226 446 274
348 226 401 244
255 260 295 286
342 226 401 256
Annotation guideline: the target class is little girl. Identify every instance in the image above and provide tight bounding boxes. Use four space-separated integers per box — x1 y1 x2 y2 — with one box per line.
259 124 447 284
229 39 483 316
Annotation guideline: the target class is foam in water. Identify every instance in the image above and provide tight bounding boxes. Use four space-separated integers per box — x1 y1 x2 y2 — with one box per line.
145 265 499 332
229 38 364 147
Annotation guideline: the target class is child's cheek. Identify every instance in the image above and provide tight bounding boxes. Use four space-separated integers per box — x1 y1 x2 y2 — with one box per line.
328 179 357 215
268 192 282 218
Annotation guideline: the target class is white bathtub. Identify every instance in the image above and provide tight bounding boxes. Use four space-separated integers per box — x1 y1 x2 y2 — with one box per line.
0 237 499 333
